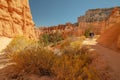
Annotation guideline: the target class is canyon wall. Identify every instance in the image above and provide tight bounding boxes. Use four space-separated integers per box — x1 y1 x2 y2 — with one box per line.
98 7 120 51
37 7 120 40
38 23 82 38
78 7 120 34
38 7 120 38
78 7 120 51
0 0 36 39
97 22 120 51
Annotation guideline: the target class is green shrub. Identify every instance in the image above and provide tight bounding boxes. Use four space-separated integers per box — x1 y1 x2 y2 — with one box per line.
39 32 64 46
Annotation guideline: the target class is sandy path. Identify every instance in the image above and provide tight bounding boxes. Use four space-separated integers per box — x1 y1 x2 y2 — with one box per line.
82 38 120 80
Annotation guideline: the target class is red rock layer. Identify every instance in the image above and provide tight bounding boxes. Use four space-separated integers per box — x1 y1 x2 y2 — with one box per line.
38 23 83 38
78 7 120 35
98 8 120 50
98 22 120 50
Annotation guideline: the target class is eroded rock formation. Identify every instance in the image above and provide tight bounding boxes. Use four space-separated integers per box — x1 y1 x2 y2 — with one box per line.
98 22 120 51
38 22 82 38
78 7 120 34
0 0 36 39
98 7 120 51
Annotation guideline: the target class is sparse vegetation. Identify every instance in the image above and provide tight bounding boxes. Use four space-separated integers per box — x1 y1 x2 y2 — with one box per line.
4 36 34 54
5 36 100 80
84 28 91 38
84 26 94 38
39 32 64 46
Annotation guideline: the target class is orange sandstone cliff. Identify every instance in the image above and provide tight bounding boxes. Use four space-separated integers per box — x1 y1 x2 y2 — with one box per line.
98 8 120 51
78 7 120 34
98 23 120 50
0 0 36 39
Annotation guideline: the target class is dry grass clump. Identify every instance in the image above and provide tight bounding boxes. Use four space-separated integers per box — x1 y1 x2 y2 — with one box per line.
53 39 98 80
52 51 96 80
6 36 100 80
9 46 99 80
9 46 55 75
4 36 34 54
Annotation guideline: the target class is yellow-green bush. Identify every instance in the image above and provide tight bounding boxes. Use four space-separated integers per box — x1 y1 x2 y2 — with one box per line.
52 53 92 80
70 40 83 49
9 45 55 75
7 37 99 80
59 38 71 48
4 36 34 54
9 48 99 80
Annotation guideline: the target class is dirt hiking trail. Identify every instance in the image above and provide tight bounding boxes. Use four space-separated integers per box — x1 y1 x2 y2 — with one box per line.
83 38 120 80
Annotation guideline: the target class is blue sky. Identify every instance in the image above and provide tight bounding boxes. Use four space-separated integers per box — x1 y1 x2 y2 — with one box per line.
29 0 120 27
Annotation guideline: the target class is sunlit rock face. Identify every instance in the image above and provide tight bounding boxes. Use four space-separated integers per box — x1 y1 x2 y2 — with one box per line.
78 7 120 34
97 22 120 51
37 23 83 38
98 7 120 50
0 0 36 39
77 7 120 50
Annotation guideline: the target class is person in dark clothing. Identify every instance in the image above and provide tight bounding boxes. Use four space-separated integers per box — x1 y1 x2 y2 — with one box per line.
89 32 94 38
